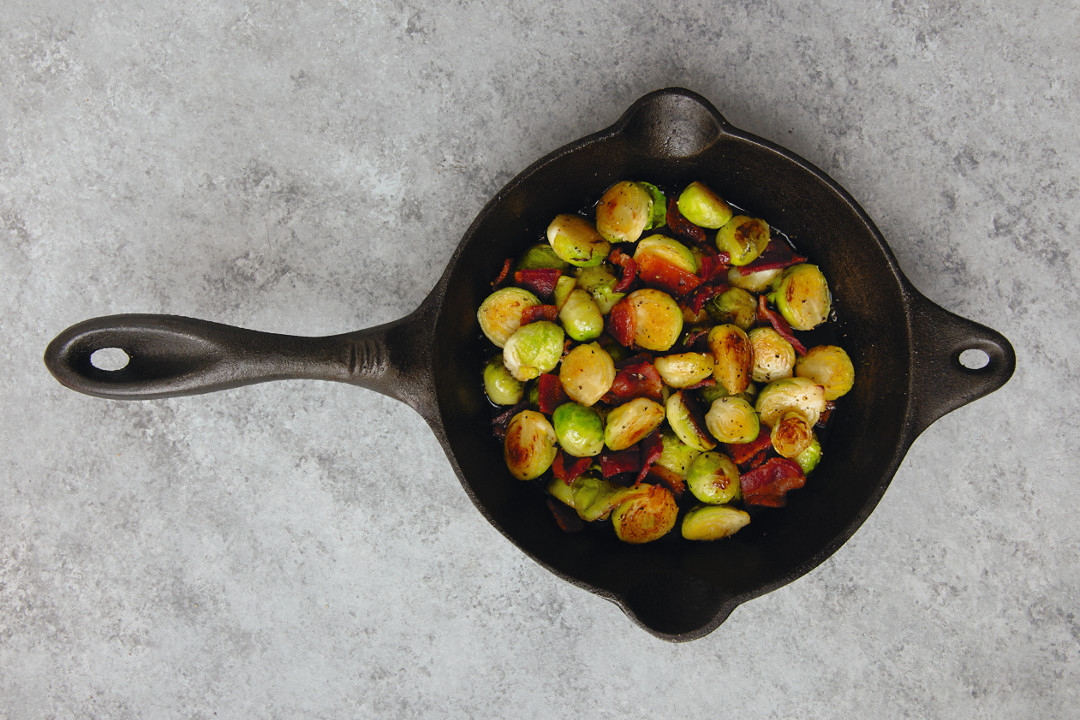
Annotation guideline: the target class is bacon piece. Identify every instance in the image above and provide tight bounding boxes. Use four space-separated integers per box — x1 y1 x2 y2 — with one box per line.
491 257 513 288
736 240 806 276
513 268 562 299
683 377 716 390
726 430 772 469
698 252 731 283
635 253 702 296
552 451 591 484
536 373 568 415
739 457 806 507
546 497 584 533
666 198 707 247
598 448 641 479
685 282 729 315
519 304 560 326
758 295 808 356
609 247 638 293
491 401 529 441
603 358 664 403
646 464 687 497
635 430 665 485
606 297 636 348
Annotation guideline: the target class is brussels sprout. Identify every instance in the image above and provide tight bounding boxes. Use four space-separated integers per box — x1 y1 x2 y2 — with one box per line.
611 484 678 543
503 320 565 381
653 352 715 388
548 473 652 522
655 427 702 478
676 181 733 229
558 289 604 341
546 214 611 267
755 376 827 428
477 287 540 348
483 355 524 405
771 263 831 331
559 342 616 406
633 234 698 274
708 324 753 395
575 264 625 314
552 275 577 310
626 288 683 352
715 215 770 266
727 265 782 293
686 451 741 505
665 391 716 452
795 344 855 400
504 410 558 480
639 181 668 229
704 286 758 330
704 395 760 444
552 402 605 457
771 411 815 458
794 435 823 474
748 327 796 383
604 397 665 451
515 242 570 271
681 504 751 541
694 382 730 406
595 180 654 244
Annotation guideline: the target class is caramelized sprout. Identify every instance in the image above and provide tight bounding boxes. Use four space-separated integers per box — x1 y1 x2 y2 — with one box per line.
504 410 558 480
681 504 751 541
549 474 653 522
716 215 770 266
770 411 815 458
483 355 524 405
633 234 698 274
755 376 827 428
686 451 741 504
653 352 715 389
627 288 683 352
655 427 702 478
503 320 564 381
704 286 758 330
611 484 678 543
552 402 605 457
704 395 760 445
546 214 611 267
748 327 796 383
558 288 604 341
595 180 654 244
665 391 716 452
477 287 540 348
559 342 616 406
795 344 855 400
604 397 665 451
771 263 831 330
708 324 753 395
676 181 733 229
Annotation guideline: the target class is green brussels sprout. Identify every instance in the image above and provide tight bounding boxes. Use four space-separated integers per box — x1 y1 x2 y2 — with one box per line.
694 382 730 406
552 275 577 310
794 435 823 474
483 355 524 405
708 324 752 395
633 234 698 274
604 397 665 451
477 286 540 348
548 473 652 522
552 402 604 458
611 484 678 543
681 504 751 541
626 288 683 352
704 286 758 330
755 376 827 428
704 395 760 445
686 451 741 504
771 263 831 331
716 215 770 266
503 410 558 480
795 344 854 400
639 181 668 229
676 181 734 229
595 180 654 244
515 242 570 271
546 214 611 267
502 320 565 381
575 264 625 314
655 427 701 478
748 327 796 383
727 265 782 293
653 352 715 388
770 411 815 459
558 289 604 341
559 342 616 406
665 391 716 452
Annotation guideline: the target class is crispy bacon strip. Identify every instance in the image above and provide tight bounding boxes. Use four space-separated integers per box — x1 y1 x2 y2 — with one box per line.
552 451 591 484
740 457 806 507
635 430 665 485
609 247 638 293
536 373 567 415
491 257 513 288
736 240 806 276
666 198 707 247
726 430 772 469
603 358 664 403
698 252 731 283
605 297 636 348
758 295 808 356
520 304 559 326
598 448 640 479
685 282 729 315
635 253 702 296
513 268 562 299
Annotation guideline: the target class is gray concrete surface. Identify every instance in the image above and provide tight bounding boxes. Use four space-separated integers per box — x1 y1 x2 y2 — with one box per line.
3 1 1078 717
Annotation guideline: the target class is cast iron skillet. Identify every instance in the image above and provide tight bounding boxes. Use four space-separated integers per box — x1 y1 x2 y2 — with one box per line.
45 88 1015 641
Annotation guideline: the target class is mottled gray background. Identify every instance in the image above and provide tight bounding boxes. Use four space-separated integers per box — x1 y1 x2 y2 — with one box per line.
2 1 1078 718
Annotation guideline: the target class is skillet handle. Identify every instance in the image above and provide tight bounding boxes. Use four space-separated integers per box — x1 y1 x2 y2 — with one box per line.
44 306 438 414
905 289 1016 440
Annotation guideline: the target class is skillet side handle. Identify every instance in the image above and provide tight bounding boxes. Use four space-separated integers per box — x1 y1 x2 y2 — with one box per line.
905 289 1016 440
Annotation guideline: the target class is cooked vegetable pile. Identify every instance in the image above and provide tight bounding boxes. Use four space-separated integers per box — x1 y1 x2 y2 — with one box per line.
478 180 854 544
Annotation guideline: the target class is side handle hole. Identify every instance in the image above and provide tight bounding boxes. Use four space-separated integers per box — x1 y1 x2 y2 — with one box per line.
90 347 130 371
958 348 990 370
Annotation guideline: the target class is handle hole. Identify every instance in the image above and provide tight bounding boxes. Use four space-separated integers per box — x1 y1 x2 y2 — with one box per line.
958 348 990 370
90 347 130 371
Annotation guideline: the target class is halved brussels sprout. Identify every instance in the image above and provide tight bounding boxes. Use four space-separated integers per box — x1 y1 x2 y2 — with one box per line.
716 215 770 266
504 410 558 480
748 327 796 383
755 376 827 428
653 352 715 388
516 242 570 271
694 382 730 406
704 286 758 330
559 342 616 406
681 504 751 541
552 402 605 457
708 324 753 395
558 288 604 342
483 355 524 405
611 484 678 544
676 181 733 229
548 474 652 522
477 287 540 348
575 264 625 314
771 263 831 331
604 397 665 451
686 451 741 504
503 320 565 381
770 411 814 458
552 275 577 310
727 265 782 293
665 391 716 452
595 180 654 244
639 181 668 229
546 214 611 267
704 395 760 444
794 435 823 474
795 344 854 400
633 234 698 274
626 288 683 352
655 427 701 478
